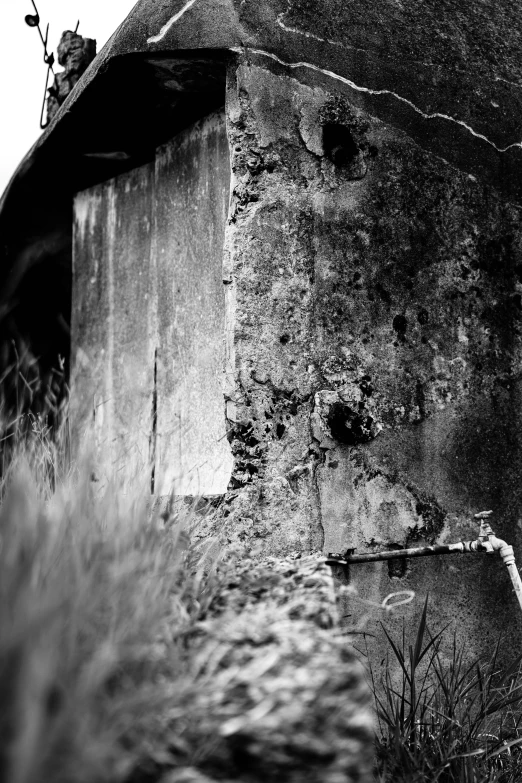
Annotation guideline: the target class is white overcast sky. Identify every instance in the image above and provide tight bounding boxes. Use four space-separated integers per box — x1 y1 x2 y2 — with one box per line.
0 0 137 197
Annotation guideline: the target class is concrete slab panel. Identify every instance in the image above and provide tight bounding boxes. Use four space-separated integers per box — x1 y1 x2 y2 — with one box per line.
154 111 233 495
72 110 232 494
72 163 156 486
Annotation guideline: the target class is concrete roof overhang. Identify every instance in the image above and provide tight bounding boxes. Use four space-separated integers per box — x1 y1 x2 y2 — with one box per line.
2 0 522 342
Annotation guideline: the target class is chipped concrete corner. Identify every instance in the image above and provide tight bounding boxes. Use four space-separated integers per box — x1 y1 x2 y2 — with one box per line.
219 55 522 654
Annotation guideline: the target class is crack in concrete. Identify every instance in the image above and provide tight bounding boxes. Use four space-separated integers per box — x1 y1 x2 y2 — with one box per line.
278 6 522 99
276 12 344 49
495 75 522 90
147 0 199 43
232 47 522 154
277 9 442 75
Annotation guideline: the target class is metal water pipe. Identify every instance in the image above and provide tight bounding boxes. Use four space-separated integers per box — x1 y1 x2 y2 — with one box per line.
325 510 522 613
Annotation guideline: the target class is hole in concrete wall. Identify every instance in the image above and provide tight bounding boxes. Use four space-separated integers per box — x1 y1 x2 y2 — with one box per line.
387 547 408 579
393 314 408 335
280 334 290 345
323 123 359 166
360 375 373 397
327 401 375 445
375 283 391 304
417 308 429 325
276 422 286 439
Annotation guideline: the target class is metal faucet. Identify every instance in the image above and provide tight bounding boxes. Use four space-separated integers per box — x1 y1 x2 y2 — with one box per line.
325 510 522 614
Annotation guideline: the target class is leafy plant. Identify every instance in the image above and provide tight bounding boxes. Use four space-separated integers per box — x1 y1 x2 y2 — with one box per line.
371 596 522 782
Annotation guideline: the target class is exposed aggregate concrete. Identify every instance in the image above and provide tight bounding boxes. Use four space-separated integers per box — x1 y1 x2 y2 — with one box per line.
217 56 522 663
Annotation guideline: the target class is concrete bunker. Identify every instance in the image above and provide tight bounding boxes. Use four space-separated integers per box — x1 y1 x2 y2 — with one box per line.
3 0 522 669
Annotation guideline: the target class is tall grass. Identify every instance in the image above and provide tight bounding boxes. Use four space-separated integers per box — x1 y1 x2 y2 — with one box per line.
371 597 522 783
0 413 374 783
0 444 221 783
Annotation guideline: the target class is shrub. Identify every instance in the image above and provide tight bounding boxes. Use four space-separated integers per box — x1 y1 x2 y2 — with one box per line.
371 597 522 783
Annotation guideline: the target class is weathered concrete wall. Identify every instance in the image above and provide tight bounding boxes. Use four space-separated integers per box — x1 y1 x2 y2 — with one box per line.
154 113 233 494
67 27 522 661
5 0 522 673
71 111 233 493
72 163 156 483
220 57 522 658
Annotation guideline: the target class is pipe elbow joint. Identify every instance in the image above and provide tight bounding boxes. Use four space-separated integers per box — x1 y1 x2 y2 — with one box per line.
486 535 516 566
488 535 509 551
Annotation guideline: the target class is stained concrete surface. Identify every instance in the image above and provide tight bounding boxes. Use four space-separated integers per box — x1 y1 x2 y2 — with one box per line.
218 58 522 662
72 111 233 494
153 112 233 494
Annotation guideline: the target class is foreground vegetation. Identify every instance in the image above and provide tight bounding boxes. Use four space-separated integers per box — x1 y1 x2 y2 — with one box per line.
372 598 522 783
0 418 373 783
3 410 522 782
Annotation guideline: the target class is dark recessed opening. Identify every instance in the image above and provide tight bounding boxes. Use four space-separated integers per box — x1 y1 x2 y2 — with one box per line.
0 53 229 427
276 422 286 439
0 233 71 420
393 314 408 335
417 308 429 325
323 123 359 166
327 401 375 445
388 551 408 579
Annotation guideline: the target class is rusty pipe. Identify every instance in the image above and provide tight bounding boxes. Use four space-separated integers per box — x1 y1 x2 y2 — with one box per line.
325 510 522 614
325 540 486 565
